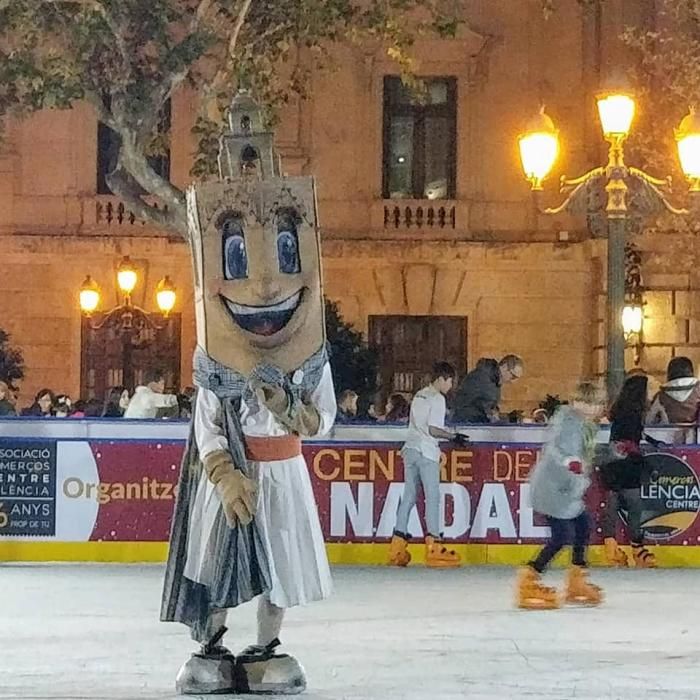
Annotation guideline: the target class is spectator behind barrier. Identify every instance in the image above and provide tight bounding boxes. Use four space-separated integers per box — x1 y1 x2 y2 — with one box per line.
647 356 700 425
453 354 523 424
22 388 55 417
384 393 410 423
0 381 16 416
102 386 130 418
124 369 178 419
336 390 359 424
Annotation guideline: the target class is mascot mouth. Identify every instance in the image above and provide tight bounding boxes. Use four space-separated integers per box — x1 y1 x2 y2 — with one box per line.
221 289 303 336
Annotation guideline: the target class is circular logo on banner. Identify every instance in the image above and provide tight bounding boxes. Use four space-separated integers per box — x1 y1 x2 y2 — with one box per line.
632 453 700 541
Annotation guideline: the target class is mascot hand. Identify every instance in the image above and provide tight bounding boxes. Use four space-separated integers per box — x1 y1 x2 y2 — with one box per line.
250 379 290 416
203 450 257 527
249 378 321 436
286 403 321 437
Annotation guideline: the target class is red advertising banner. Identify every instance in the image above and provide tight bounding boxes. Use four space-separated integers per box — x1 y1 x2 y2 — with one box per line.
45 440 700 546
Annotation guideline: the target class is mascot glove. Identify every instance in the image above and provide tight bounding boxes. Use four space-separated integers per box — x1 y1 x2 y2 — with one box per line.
255 382 290 416
276 400 321 437
253 382 321 436
203 450 257 527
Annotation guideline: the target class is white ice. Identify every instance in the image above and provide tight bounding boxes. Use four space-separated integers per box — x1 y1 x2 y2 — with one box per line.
1 564 698 700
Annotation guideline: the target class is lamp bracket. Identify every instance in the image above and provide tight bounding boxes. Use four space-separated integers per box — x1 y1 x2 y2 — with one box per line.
84 304 167 333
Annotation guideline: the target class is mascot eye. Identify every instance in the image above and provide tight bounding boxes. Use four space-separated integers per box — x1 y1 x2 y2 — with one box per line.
221 218 248 280
277 228 300 274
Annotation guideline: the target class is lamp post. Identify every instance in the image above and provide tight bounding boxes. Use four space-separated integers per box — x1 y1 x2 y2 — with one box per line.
518 90 700 399
78 257 177 390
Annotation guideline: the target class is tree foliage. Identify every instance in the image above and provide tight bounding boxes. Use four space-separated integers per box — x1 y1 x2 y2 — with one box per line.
0 0 461 236
325 298 378 398
0 329 25 389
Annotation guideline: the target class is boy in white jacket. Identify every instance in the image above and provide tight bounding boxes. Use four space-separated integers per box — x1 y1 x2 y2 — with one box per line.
516 381 605 610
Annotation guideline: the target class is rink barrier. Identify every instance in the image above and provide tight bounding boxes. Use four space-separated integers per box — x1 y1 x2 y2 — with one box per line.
1 419 700 566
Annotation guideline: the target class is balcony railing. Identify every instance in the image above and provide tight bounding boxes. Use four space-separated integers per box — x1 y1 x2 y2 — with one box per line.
94 195 168 227
383 201 456 230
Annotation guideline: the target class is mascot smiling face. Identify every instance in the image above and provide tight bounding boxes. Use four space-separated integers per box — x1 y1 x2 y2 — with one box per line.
187 177 325 376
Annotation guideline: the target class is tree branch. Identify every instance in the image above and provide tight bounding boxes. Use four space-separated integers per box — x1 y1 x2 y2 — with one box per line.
106 167 188 238
83 91 119 131
197 0 254 124
229 0 253 60
117 137 187 234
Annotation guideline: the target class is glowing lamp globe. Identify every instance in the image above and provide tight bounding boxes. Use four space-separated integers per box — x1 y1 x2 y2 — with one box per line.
117 256 138 295
622 304 643 337
156 276 177 314
518 106 559 191
676 107 700 192
79 276 101 314
596 93 635 139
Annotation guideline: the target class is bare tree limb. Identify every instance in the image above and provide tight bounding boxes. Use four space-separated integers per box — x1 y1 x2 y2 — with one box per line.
117 137 187 231
107 167 188 238
197 0 254 124
83 91 119 131
228 0 253 60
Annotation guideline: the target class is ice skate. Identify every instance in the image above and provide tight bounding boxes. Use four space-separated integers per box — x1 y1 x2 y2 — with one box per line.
425 536 461 568
236 638 307 695
632 543 657 568
388 533 411 567
564 566 603 606
604 537 629 567
175 626 240 695
516 566 559 610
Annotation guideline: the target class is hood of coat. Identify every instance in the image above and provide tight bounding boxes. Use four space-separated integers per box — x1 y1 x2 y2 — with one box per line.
661 377 700 404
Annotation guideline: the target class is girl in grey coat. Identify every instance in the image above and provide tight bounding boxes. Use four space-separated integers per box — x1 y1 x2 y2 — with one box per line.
516 381 605 610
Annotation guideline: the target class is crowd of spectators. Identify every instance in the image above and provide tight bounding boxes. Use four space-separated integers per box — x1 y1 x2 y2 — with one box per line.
0 370 190 420
4 353 699 430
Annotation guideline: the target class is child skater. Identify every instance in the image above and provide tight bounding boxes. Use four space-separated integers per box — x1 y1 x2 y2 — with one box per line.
516 380 605 610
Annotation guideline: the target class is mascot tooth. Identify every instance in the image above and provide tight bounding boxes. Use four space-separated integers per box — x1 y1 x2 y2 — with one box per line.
161 90 336 696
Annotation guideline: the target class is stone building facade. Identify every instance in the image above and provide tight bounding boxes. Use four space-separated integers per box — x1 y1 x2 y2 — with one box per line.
0 0 693 413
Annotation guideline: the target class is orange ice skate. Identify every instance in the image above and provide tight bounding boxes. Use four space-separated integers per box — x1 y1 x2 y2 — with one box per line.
604 537 629 567
516 567 559 610
632 543 657 568
425 536 461 568
564 566 603 606
388 534 411 567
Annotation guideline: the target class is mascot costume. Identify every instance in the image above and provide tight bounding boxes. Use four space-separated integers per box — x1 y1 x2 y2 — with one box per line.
161 91 336 695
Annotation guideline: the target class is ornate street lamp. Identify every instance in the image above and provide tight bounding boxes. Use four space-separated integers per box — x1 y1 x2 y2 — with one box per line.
676 106 700 192
78 257 177 389
518 84 700 398
79 256 177 322
518 106 559 192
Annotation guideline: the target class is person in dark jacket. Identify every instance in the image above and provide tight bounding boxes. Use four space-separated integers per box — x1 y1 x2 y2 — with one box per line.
453 355 523 423
600 373 657 568
0 381 16 416
21 388 55 417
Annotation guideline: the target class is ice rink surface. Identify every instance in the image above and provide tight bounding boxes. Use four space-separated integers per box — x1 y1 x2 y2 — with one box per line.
1 563 699 700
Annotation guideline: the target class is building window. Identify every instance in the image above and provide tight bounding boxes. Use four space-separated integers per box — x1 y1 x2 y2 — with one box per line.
382 77 457 200
97 99 172 195
80 313 181 400
369 315 467 398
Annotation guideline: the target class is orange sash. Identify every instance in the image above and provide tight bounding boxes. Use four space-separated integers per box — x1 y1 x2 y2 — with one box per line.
244 434 302 462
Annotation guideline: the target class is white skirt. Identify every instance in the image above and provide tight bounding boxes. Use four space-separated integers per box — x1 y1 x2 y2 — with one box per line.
185 454 332 609
256 455 333 608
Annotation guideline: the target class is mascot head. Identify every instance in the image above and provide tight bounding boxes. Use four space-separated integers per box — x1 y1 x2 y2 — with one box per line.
187 91 325 375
